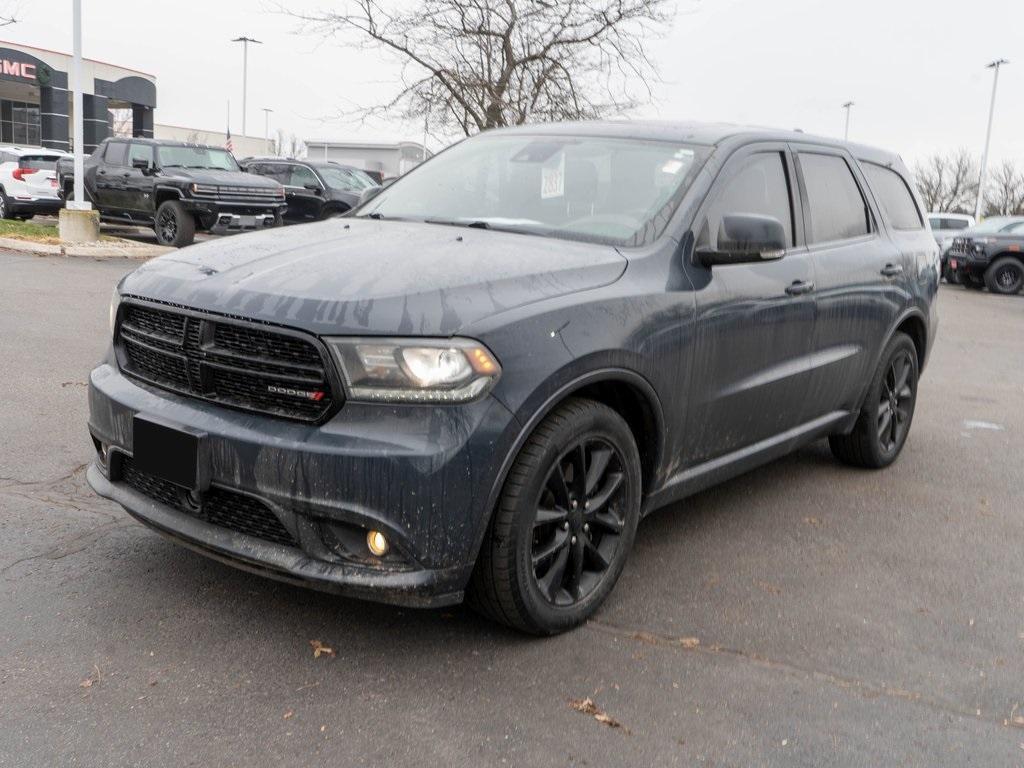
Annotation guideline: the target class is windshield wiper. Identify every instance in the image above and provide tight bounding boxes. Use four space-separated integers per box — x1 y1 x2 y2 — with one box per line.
424 218 492 229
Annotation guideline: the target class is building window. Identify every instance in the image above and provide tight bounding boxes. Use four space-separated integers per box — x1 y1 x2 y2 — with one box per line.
1 100 41 146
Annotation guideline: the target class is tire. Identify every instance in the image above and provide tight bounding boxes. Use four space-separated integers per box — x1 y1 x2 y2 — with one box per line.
154 200 195 247
984 257 1024 295
829 332 918 469
468 398 642 635
0 189 12 220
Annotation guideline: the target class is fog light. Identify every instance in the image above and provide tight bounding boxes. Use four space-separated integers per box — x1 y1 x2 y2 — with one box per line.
366 530 389 557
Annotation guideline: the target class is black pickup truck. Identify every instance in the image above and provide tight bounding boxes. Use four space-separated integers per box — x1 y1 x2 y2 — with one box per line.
57 138 286 247
946 216 1024 294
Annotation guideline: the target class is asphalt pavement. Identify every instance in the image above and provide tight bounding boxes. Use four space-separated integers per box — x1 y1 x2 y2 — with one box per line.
1 249 1022 767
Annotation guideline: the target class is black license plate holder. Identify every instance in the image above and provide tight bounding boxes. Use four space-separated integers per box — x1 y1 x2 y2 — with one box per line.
132 414 209 491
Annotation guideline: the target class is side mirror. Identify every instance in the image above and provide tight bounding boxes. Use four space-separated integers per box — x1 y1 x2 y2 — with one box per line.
132 157 152 173
304 183 322 194
358 186 384 206
695 214 787 267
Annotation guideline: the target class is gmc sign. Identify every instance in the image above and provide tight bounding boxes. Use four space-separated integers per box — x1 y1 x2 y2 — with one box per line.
1 59 36 80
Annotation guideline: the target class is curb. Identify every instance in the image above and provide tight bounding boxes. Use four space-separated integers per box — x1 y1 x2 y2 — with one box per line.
0 236 173 260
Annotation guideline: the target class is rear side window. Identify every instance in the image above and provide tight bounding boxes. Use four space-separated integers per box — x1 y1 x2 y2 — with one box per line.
699 152 794 248
104 142 128 166
18 155 59 171
799 153 870 244
862 163 923 231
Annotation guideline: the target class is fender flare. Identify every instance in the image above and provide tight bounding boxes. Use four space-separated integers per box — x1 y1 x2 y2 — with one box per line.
850 306 929 418
468 367 666 567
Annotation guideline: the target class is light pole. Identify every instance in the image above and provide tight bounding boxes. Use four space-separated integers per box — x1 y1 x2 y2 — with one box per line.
842 101 854 141
975 59 1009 220
262 108 273 154
70 0 89 211
232 36 262 136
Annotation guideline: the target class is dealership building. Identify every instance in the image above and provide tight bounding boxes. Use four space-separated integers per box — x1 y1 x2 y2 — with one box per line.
0 40 156 152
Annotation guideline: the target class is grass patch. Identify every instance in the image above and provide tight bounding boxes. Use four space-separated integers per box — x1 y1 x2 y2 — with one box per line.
0 218 61 244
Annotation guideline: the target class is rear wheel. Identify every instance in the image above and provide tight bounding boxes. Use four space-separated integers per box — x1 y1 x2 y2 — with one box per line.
984 257 1024 295
0 189 12 220
829 332 918 469
154 200 195 247
468 398 642 634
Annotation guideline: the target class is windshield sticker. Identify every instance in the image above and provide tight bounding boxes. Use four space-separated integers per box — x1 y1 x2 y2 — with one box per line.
541 152 565 199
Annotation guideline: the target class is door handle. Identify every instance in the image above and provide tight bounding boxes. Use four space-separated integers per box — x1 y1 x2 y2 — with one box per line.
881 264 904 277
785 280 815 296
98 170 106 175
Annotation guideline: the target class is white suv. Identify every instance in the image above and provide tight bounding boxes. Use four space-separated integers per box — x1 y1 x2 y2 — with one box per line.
0 145 68 220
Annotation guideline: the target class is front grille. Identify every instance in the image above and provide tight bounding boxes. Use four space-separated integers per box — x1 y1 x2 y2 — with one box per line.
191 184 284 204
120 456 298 547
117 301 337 422
949 238 973 255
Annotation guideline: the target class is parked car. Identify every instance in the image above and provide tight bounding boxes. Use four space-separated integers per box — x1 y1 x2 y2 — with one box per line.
86 122 937 634
927 212 975 281
57 138 286 247
239 157 378 222
947 215 1024 294
0 145 68 220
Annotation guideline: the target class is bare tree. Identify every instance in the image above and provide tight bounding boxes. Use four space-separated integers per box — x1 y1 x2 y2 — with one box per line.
913 149 979 214
273 129 306 158
983 160 1024 217
0 2 19 26
286 0 671 137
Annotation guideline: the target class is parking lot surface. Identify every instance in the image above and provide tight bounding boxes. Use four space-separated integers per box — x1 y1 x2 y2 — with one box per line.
1 249 1022 767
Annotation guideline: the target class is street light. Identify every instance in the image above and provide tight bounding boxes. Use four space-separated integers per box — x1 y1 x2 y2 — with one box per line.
842 101 854 141
70 0 89 211
232 36 262 136
975 58 1009 220
262 108 273 154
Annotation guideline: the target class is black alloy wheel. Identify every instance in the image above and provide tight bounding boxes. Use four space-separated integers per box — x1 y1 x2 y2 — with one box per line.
876 349 915 455
469 398 641 634
829 331 918 469
531 437 627 606
157 206 177 243
985 257 1024 295
0 190 10 220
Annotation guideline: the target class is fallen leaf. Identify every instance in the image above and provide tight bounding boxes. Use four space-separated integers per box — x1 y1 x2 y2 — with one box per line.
678 637 700 649
757 581 782 595
568 697 628 732
79 678 93 688
283 710 294 720
309 640 336 659
803 516 821 526
79 664 102 689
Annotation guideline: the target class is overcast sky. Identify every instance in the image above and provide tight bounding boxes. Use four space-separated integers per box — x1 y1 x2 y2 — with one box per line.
7 0 1023 167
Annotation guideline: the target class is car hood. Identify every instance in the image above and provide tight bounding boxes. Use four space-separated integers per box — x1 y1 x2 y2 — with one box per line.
161 168 281 188
120 219 627 336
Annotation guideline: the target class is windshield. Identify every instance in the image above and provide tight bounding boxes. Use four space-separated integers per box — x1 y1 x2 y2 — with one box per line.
320 165 377 192
971 216 1024 234
157 146 239 171
360 134 709 246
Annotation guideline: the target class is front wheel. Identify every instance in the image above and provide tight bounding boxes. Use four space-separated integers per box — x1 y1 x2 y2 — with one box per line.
0 189 12 220
154 200 195 247
468 398 642 634
984 257 1024 295
829 332 918 469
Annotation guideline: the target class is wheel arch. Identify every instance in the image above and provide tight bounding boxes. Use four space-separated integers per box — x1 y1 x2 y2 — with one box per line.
848 307 929 425
470 368 665 568
154 186 184 208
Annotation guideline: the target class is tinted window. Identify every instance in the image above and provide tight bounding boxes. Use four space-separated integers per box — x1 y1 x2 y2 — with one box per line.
862 163 922 231
254 163 289 184
127 143 153 168
946 219 970 230
18 154 60 171
799 153 870 243
104 142 128 166
288 165 320 188
699 152 794 248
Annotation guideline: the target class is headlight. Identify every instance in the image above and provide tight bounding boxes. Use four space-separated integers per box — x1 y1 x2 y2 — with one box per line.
327 337 500 403
109 288 121 335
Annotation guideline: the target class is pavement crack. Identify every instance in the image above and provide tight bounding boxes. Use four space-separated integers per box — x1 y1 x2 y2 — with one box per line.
0 520 134 577
587 619 1013 730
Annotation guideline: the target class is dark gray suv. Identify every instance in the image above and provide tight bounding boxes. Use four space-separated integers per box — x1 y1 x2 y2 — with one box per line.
87 122 938 634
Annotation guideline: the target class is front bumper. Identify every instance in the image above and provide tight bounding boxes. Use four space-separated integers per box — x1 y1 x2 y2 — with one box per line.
947 252 990 278
87 362 519 607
